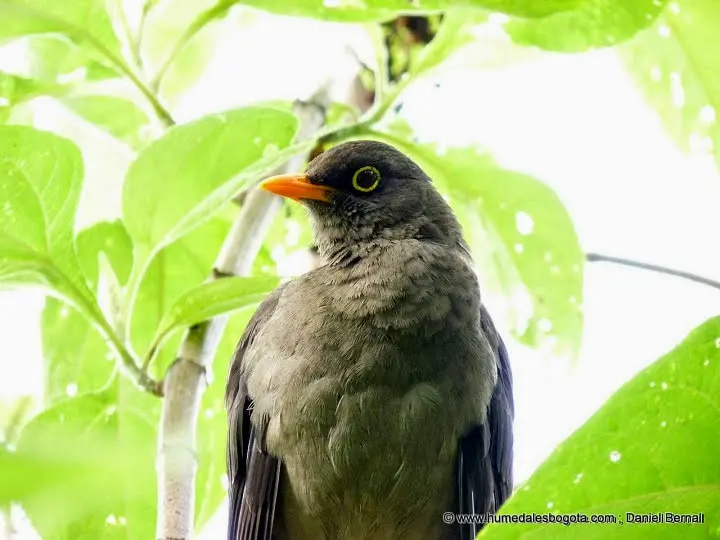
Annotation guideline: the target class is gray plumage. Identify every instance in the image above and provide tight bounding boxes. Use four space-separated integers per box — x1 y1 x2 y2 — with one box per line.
226 140 514 540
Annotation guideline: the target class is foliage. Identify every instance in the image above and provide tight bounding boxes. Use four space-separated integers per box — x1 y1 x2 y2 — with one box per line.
505 0 668 51
0 0 716 538
480 316 720 539
370 126 583 358
620 0 720 172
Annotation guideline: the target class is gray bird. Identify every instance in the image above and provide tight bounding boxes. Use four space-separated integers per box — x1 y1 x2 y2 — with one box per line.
226 140 514 540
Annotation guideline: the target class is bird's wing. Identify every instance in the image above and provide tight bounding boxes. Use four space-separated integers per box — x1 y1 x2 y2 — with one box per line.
226 286 286 540
455 305 514 539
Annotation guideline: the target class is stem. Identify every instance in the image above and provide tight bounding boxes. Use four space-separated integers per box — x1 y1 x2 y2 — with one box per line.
53 262 162 396
113 0 144 75
123 65 176 127
155 95 328 540
586 253 720 292
134 0 155 73
88 37 174 127
150 1 232 91
99 313 163 395
10 2 176 127
365 23 390 105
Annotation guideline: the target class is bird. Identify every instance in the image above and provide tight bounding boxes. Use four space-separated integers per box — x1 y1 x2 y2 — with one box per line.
225 140 514 540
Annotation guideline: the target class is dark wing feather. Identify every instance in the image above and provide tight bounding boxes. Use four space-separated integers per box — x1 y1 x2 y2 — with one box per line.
455 305 514 539
226 286 286 540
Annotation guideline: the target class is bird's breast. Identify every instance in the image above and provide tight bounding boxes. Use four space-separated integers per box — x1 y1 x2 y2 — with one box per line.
242 246 496 539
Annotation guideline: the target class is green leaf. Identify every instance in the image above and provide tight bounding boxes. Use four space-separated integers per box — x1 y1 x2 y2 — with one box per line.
58 95 151 148
506 0 668 51
620 1 720 171
130 216 232 374
42 221 134 404
41 299 115 404
480 317 720 539
141 0 223 73
235 0 584 22
122 107 300 253
0 0 121 59
75 220 134 288
0 128 135 405
373 132 583 358
0 125 93 300
0 70 55 119
18 35 119 83
143 0 233 99
7 392 157 539
409 8 488 77
149 276 278 357
0 37 119 121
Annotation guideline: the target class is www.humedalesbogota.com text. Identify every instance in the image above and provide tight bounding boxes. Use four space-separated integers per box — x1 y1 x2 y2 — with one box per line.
442 512 705 526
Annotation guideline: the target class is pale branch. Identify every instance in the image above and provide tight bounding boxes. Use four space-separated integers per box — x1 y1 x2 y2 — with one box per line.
586 252 720 292
155 94 328 540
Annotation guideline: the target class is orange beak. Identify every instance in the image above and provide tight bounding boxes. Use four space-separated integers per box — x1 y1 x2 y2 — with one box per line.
259 173 335 203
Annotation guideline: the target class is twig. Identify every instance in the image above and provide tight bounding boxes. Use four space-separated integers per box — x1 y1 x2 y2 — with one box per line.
11 2 176 127
586 252 720 292
150 1 233 91
134 0 155 73
154 94 328 540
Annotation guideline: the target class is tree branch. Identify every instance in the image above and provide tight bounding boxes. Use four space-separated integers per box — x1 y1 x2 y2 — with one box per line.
586 252 720 292
154 94 328 540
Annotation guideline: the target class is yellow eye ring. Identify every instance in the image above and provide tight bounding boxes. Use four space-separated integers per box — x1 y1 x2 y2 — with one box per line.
352 166 381 192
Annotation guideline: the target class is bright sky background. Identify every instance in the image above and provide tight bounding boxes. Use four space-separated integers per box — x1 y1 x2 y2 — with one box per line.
0 8 718 539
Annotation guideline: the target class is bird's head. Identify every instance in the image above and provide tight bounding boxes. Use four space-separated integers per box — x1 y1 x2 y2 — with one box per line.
259 140 466 263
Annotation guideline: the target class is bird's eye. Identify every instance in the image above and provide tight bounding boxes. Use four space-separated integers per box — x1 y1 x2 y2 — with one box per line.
351 166 381 193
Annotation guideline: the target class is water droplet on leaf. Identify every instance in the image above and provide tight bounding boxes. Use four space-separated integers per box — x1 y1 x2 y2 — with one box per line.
263 144 279 158
699 105 716 125
515 211 534 236
669 72 685 108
